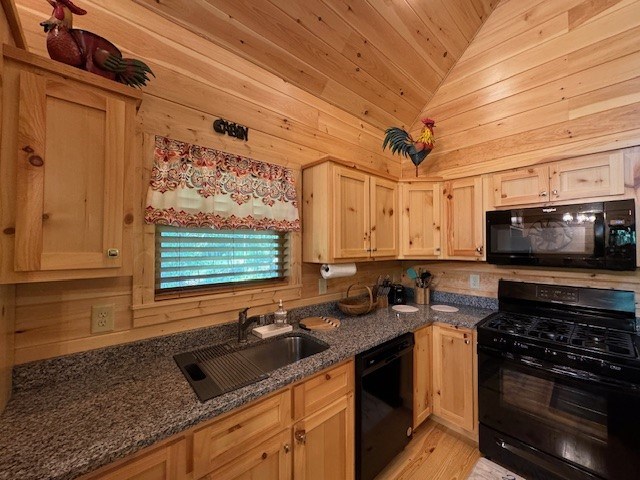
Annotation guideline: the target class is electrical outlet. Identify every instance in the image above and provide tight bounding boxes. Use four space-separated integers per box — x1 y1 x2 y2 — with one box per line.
318 278 327 295
91 304 115 333
469 274 480 289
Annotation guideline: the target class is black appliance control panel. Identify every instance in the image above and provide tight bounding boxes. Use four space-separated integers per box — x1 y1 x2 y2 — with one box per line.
536 285 579 303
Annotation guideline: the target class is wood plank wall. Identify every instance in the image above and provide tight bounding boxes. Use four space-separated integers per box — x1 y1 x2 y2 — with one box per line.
0 285 15 411
10 0 403 363
406 0 640 178
398 0 640 309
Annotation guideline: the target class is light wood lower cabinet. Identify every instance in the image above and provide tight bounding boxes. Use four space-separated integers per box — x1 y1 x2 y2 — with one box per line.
82 438 188 480
193 390 292 478
413 325 433 429
432 325 476 434
293 394 355 480
201 429 292 480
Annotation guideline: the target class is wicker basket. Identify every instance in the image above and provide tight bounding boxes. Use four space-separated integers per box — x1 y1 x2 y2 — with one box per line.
338 284 375 316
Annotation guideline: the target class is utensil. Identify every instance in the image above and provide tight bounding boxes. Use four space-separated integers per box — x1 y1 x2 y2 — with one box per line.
407 267 418 280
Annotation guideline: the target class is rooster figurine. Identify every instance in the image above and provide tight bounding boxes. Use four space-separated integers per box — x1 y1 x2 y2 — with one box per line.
382 118 435 176
40 0 154 87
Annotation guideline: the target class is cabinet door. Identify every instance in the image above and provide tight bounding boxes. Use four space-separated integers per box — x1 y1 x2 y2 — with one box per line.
491 166 549 207
14 71 125 272
413 325 432 429
370 177 399 257
549 151 625 201
400 182 441 258
193 390 291 478
293 395 354 480
332 166 370 259
443 177 484 259
432 326 474 433
202 430 292 480
88 439 187 480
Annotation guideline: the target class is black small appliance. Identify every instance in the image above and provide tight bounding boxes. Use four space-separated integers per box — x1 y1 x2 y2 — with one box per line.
485 198 636 270
388 284 406 305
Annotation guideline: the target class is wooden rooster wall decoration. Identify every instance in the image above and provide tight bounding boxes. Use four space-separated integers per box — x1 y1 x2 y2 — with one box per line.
383 118 435 176
40 0 154 88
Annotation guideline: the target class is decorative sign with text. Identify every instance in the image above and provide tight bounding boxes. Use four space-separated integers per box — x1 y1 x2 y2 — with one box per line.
213 118 249 141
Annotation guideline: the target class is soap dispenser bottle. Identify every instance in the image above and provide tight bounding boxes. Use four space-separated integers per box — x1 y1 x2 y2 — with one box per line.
274 299 288 324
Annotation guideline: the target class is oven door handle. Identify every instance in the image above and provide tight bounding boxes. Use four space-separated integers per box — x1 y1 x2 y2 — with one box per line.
479 345 640 392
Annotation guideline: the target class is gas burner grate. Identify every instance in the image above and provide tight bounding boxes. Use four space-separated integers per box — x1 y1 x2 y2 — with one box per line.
527 319 573 344
570 325 636 358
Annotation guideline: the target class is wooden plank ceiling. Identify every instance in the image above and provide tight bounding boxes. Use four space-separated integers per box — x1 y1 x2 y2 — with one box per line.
134 0 497 130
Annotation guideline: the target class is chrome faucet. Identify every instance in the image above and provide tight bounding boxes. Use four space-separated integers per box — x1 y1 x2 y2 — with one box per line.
238 308 266 343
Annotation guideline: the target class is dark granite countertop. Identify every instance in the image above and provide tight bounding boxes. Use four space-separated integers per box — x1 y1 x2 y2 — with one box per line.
0 294 495 480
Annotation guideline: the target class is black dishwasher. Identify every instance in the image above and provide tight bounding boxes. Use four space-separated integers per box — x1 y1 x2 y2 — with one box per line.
355 332 414 480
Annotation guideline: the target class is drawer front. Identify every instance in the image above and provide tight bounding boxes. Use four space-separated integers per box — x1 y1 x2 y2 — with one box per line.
201 429 291 480
294 360 354 420
193 389 291 478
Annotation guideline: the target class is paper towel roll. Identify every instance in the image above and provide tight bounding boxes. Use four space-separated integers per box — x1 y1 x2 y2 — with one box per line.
321 263 357 279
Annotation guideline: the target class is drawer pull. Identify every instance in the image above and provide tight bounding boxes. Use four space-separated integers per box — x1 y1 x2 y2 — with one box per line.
261 452 268 460
284 444 290 454
325 373 331 381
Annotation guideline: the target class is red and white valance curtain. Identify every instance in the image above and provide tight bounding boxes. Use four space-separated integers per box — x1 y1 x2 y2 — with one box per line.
145 135 300 232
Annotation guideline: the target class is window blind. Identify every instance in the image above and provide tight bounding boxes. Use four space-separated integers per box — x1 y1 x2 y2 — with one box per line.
155 226 288 294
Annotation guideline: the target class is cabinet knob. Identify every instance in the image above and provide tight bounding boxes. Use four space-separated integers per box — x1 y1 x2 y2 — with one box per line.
539 191 548 197
475 246 483 254
465 339 470 345
295 429 307 444
107 248 120 258
284 444 291 454
372 248 378 252
325 373 331 381
552 189 559 196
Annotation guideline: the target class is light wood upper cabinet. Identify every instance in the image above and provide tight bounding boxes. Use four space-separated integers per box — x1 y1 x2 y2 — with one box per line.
491 166 549 207
491 151 625 207
413 325 433 430
432 325 475 434
549 151 625 202
370 176 399 258
333 167 371 260
443 177 484 260
0 47 140 283
302 161 398 263
399 182 441 258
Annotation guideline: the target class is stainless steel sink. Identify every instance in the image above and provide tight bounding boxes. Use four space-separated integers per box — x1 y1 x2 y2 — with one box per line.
175 334 329 402
240 334 329 373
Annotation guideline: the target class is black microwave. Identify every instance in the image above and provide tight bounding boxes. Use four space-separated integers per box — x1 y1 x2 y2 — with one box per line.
486 199 636 270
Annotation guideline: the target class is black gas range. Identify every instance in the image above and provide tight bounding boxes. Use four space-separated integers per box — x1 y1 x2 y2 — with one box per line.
477 280 640 480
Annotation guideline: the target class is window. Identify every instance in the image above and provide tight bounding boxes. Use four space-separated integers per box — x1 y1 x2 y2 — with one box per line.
155 226 288 296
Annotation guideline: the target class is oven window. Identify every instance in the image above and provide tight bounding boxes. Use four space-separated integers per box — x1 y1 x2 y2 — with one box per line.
502 370 607 449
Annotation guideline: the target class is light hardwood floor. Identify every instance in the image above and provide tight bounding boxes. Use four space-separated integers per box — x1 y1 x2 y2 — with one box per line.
376 420 481 480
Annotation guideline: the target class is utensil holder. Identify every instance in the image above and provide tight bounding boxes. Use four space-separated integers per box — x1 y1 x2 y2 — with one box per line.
415 287 430 305
377 295 389 308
